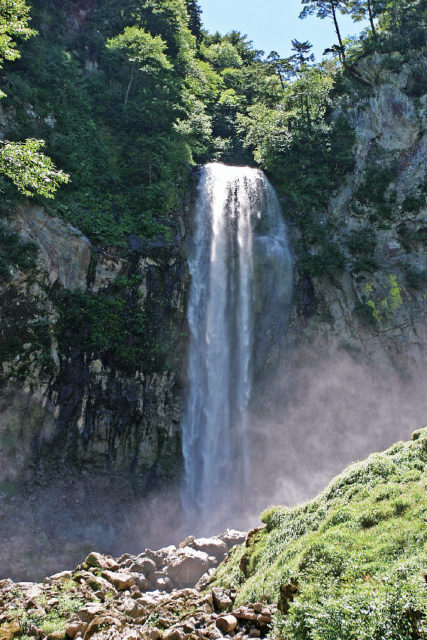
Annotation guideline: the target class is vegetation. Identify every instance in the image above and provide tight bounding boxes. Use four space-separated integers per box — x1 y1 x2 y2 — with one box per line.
0 0 68 197
213 427 427 639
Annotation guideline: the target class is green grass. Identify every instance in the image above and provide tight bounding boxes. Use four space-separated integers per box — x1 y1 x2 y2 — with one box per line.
213 428 427 639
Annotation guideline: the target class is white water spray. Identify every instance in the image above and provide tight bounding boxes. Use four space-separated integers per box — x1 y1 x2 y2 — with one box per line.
181 163 293 521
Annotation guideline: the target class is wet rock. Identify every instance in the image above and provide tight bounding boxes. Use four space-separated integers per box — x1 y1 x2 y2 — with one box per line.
216 614 238 633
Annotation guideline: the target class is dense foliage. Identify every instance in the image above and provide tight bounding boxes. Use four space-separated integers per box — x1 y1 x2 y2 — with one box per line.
1 0 424 250
214 428 427 639
0 0 425 373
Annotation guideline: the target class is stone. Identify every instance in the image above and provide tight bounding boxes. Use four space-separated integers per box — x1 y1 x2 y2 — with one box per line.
65 620 86 639
50 571 73 581
234 608 257 622
101 570 134 591
194 572 212 591
132 573 150 591
0 621 20 640
77 603 105 623
85 552 119 571
220 530 247 549
148 629 161 640
85 574 118 596
253 603 263 614
216 615 238 634
166 548 209 589
122 597 146 619
192 537 228 561
249 629 261 638
162 629 186 640
155 576 173 591
257 614 271 626
83 615 123 639
47 632 65 640
212 588 233 611
130 557 157 575
144 549 164 568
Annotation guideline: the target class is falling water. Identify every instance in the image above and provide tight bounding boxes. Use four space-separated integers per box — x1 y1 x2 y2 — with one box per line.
181 163 293 521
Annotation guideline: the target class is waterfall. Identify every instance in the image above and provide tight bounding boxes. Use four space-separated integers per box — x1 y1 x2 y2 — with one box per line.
181 163 293 520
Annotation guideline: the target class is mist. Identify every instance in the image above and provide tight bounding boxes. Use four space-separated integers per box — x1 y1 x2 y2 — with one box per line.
1 344 426 583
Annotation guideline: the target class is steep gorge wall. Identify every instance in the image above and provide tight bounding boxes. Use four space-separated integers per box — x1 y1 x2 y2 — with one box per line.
0 202 189 490
288 51 426 370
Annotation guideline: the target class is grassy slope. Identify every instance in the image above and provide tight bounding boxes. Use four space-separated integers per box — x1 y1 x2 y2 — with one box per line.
214 428 427 639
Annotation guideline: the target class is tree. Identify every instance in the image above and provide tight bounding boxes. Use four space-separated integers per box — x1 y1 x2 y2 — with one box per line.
0 139 68 198
0 0 68 197
106 27 172 106
341 0 378 36
300 0 347 63
185 0 202 42
266 51 293 88
291 39 315 71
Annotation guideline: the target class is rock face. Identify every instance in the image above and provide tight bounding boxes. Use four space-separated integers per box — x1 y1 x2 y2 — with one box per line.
0 198 190 580
288 52 427 372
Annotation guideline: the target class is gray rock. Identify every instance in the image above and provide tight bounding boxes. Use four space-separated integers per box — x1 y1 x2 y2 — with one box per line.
192 537 228 561
166 547 209 589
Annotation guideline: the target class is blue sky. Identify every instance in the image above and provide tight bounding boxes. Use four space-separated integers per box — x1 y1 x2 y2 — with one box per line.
199 0 368 60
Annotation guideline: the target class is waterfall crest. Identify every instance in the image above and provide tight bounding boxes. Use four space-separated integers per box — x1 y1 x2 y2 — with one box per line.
181 163 293 520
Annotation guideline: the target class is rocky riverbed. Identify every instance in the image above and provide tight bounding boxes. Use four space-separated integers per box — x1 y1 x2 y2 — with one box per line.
0 530 276 640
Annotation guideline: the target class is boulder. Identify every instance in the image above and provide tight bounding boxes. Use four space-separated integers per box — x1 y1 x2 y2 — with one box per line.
220 529 247 549
162 629 186 640
212 588 233 611
192 537 228 561
121 597 147 619
132 573 150 592
101 570 134 591
77 603 105 623
0 621 20 640
85 552 119 571
130 557 157 575
216 614 238 634
65 620 87 639
166 547 209 589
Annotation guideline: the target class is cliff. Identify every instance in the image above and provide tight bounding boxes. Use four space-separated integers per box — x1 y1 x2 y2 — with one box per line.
285 51 426 369
0 0 426 580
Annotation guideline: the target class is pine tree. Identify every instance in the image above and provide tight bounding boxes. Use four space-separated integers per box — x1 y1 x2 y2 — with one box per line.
300 0 347 63
185 0 202 42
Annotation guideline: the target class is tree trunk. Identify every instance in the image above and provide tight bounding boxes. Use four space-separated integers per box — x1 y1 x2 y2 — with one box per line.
331 2 346 63
124 62 135 108
367 0 377 37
